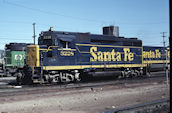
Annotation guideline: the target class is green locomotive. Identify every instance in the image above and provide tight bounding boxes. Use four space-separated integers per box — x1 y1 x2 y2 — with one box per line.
4 43 29 76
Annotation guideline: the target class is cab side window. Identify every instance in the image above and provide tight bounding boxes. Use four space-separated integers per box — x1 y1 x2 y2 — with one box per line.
54 39 59 46
60 41 71 49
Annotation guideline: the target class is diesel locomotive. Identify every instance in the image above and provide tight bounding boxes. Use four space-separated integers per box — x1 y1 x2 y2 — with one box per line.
0 43 31 77
16 26 170 84
143 46 170 71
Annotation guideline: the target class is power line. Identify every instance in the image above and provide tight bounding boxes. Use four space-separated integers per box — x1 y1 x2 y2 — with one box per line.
3 0 169 25
3 0 107 24
0 38 32 40
118 21 168 25
0 20 90 31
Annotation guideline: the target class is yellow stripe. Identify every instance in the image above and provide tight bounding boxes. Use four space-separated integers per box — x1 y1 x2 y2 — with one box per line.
43 64 147 70
76 43 142 48
39 48 76 51
39 46 58 52
58 48 76 51
143 60 170 64
36 45 40 67
40 49 52 51
76 46 89 53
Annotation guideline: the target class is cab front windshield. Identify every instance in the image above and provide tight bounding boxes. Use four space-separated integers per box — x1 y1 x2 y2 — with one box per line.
39 35 52 46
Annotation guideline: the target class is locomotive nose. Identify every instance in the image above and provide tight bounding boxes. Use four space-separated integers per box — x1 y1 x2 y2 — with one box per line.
26 45 40 70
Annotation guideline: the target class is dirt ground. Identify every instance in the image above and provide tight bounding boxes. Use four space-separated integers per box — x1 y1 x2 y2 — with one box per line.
0 79 169 113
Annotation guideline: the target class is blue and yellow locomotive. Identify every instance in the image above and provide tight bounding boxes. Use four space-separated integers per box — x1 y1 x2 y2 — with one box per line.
143 46 170 71
17 26 169 84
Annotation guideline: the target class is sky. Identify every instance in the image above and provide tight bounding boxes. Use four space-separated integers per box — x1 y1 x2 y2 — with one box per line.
0 0 169 49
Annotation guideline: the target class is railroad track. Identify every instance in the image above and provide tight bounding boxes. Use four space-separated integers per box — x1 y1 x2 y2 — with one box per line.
0 71 167 97
104 97 170 113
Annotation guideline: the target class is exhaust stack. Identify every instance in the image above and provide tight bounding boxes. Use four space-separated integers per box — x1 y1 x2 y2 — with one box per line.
103 26 119 37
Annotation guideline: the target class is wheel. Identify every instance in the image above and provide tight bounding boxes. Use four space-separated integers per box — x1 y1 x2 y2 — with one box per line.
21 66 33 85
143 67 147 75
80 72 87 82
15 72 22 85
143 67 151 77
135 70 141 78
5 71 12 77
21 73 33 85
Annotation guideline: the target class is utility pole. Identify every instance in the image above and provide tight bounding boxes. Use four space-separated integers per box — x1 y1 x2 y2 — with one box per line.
33 23 36 45
161 32 166 70
161 32 167 47
160 32 168 87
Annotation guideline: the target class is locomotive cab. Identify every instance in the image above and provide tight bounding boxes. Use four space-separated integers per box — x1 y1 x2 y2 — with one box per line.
38 32 53 47
24 30 78 84
38 31 75 49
